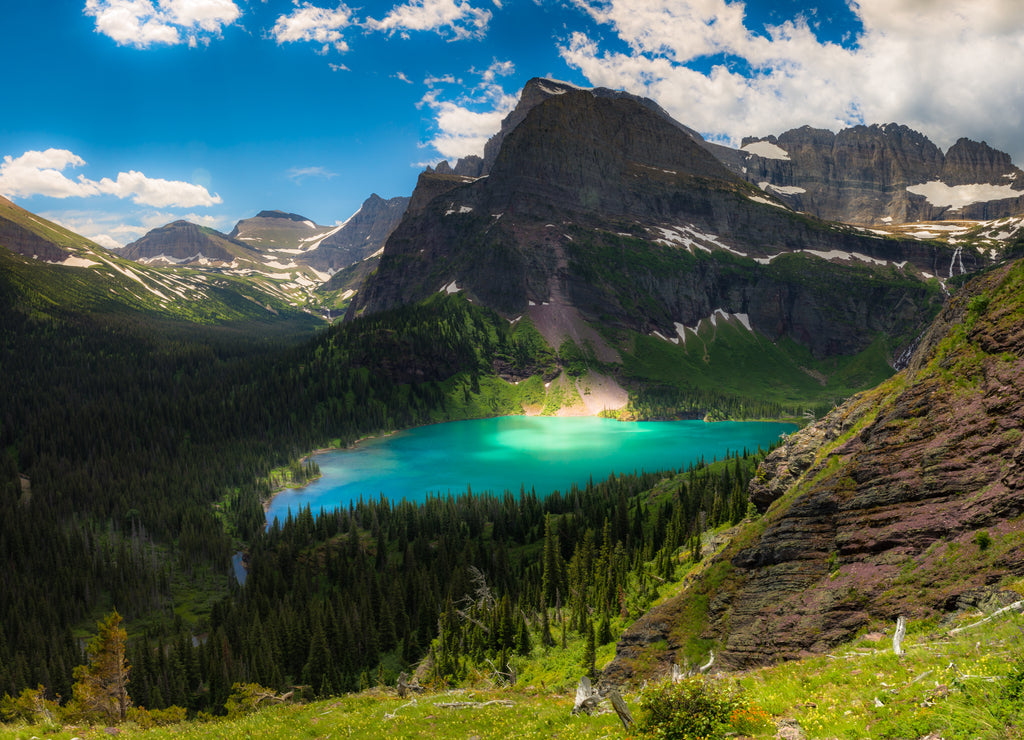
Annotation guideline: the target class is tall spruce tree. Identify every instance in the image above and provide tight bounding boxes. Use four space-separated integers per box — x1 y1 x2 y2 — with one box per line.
71 611 130 724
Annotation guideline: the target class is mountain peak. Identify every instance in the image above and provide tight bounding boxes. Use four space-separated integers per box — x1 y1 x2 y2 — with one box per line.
253 210 313 222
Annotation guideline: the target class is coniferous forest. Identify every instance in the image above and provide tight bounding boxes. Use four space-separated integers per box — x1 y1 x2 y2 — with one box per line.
0 274 776 716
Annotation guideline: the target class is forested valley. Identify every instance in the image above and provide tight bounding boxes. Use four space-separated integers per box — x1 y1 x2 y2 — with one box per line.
0 278 778 717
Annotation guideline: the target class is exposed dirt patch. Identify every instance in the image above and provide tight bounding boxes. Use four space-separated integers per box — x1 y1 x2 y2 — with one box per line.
574 371 629 415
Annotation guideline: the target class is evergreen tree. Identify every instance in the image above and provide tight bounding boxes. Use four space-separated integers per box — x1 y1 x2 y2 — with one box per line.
582 619 596 679
70 611 130 724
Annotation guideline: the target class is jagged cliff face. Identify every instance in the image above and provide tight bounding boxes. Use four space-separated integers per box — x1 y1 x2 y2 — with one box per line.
307 193 409 273
352 82 959 361
732 125 1024 225
606 259 1024 678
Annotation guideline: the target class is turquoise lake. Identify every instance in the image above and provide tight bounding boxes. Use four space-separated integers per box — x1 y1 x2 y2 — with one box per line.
264 416 794 523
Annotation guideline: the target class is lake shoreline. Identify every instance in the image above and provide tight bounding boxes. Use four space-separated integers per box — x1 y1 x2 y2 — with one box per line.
261 416 796 523
262 431 401 514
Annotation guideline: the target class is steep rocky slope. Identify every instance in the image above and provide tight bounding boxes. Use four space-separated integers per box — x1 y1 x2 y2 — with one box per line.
307 193 408 273
121 220 249 265
606 258 1024 679
351 82 961 367
0 195 95 264
731 125 1024 225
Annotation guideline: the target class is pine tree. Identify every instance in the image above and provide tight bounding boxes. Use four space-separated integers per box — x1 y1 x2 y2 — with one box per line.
70 610 131 724
582 619 596 679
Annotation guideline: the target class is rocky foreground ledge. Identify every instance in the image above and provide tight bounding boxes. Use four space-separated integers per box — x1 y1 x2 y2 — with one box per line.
605 259 1024 681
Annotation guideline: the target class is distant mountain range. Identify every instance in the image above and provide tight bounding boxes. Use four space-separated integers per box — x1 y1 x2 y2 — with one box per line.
84 78 1024 326
0 195 322 330
112 195 409 314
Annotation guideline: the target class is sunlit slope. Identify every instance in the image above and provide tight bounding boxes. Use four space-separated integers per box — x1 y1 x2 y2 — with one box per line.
0 197 320 332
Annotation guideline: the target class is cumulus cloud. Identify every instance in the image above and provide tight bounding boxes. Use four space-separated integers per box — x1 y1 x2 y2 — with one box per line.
366 0 492 41
560 0 1024 158
0 150 101 200
0 149 222 209
96 171 222 208
419 61 517 160
271 2 354 53
83 0 240 48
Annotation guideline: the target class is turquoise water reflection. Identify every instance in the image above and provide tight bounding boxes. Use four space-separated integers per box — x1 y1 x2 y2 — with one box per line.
265 416 793 523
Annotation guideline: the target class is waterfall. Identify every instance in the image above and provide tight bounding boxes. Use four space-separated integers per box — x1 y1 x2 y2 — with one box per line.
949 246 965 278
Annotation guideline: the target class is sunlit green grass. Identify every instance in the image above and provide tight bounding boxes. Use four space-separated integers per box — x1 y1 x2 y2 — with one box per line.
6 610 1021 739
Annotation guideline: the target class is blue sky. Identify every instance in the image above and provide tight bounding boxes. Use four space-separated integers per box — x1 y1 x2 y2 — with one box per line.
2 0 1023 248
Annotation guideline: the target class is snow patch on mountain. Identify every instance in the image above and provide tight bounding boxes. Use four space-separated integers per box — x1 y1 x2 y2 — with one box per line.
759 183 806 195
652 224 747 256
52 255 99 268
742 141 790 160
746 194 788 209
906 181 1021 209
656 310 754 345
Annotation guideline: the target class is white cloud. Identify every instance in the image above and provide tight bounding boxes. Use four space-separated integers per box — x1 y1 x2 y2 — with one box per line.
559 0 1024 160
164 0 241 32
96 171 222 208
83 0 240 48
419 61 517 160
0 149 221 209
0 150 102 199
271 3 353 53
286 166 337 183
366 0 491 41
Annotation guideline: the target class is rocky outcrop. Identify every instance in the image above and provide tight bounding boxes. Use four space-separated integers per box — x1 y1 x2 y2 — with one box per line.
306 193 409 272
451 77 708 177
121 220 242 265
0 208 69 263
730 124 1024 224
606 259 1024 678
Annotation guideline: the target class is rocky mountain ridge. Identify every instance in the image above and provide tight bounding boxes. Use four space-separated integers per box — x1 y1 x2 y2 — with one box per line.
352 81 959 370
729 124 1024 225
114 194 408 314
605 257 1024 677
445 79 1024 232
121 219 250 265
0 196 321 329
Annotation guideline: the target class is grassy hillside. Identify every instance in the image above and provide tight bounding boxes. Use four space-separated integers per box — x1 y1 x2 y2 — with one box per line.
2 572 1020 738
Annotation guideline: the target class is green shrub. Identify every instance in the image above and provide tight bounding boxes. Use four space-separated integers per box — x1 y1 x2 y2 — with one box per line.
126 705 188 728
0 685 59 726
973 530 992 551
635 675 753 740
